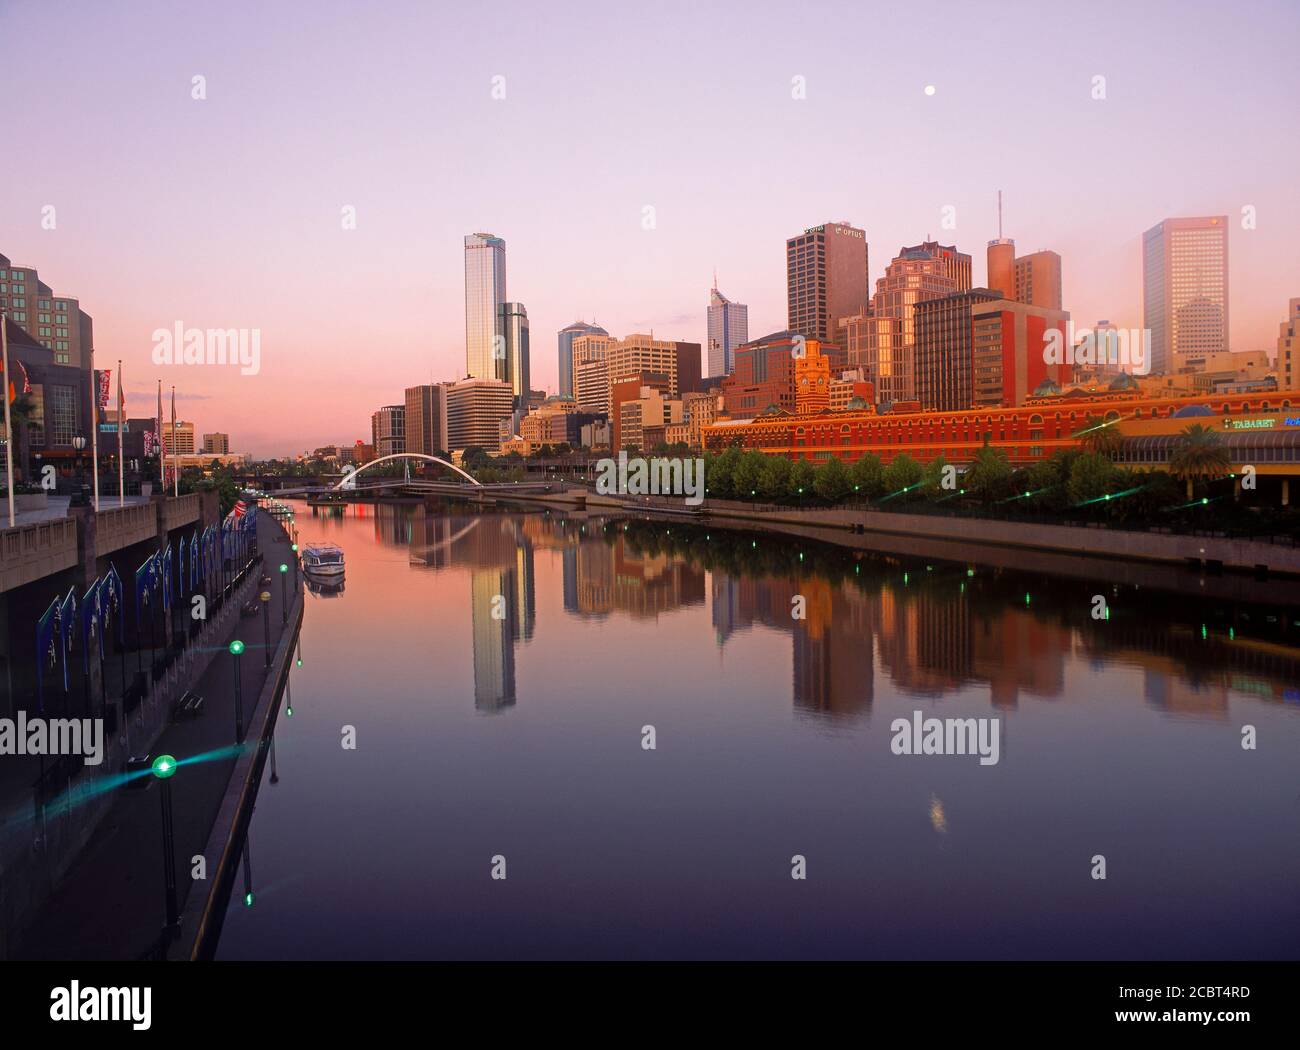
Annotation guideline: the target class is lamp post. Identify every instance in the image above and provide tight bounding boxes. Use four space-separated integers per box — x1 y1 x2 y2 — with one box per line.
229 639 245 742
290 543 299 591
279 563 288 624
72 435 86 503
260 590 271 668
152 754 180 936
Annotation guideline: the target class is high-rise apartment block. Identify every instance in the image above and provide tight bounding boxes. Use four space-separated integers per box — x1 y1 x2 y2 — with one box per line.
1143 216 1229 375
371 404 406 458
0 252 94 368
405 383 452 457
786 222 868 345
707 280 748 378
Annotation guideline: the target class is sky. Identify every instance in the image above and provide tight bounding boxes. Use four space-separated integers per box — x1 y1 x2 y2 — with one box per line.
2 0 1298 456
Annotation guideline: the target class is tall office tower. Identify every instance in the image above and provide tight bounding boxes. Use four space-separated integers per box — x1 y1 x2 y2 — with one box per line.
371 404 406 457
786 222 869 345
1014 251 1063 311
464 232 507 380
557 320 608 397
447 377 515 451
841 241 968 404
707 278 748 378
499 301 530 405
0 252 94 368
1278 298 1300 391
914 288 1002 411
606 333 701 403
1143 216 1229 375
571 331 616 412
971 299 1070 407
404 382 452 456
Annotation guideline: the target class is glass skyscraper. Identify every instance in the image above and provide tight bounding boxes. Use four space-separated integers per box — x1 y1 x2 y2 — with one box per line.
464 232 507 381
557 320 608 397
499 301 530 405
707 281 748 378
1142 216 1229 375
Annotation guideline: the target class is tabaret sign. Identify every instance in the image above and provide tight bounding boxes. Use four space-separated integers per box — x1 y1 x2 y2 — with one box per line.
1223 417 1277 430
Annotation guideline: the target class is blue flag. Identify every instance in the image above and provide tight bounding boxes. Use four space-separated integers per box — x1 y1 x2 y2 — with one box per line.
81 578 102 672
35 598 60 704
58 587 77 692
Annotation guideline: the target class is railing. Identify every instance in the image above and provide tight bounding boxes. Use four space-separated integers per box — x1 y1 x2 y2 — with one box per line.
0 517 79 592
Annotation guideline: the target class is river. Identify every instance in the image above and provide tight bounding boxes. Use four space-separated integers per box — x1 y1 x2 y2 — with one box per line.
215 498 1300 959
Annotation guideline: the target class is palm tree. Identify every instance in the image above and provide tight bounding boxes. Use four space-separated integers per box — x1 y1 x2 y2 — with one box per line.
1075 415 1123 459
1169 423 1230 500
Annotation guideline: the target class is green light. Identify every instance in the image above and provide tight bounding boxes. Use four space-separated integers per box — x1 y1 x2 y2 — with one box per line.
244 892 255 907
152 754 177 779
296 658 302 666
1229 627 1235 640
966 569 974 577
279 563 288 573
286 706 293 717
1024 592 1031 606
229 640 245 655
903 572 909 584
291 543 298 551
1201 497 1208 505
1201 624 1208 640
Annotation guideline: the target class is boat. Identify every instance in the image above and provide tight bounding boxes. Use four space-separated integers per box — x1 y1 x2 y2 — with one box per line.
302 543 345 578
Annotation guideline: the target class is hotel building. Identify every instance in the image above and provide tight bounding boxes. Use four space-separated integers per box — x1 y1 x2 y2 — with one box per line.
0 252 94 368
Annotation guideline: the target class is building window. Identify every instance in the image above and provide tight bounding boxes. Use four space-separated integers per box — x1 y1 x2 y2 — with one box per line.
49 384 77 446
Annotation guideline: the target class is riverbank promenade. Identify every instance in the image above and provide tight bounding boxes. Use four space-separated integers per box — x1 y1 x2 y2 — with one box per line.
12 513 304 960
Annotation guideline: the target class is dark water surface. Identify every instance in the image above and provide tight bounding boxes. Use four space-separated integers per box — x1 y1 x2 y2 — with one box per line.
215 500 1300 959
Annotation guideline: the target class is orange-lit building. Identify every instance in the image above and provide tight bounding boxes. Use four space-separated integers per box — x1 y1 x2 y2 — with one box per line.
704 383 1300 480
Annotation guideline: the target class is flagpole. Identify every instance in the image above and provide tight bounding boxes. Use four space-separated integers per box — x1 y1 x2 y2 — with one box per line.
156 379 164 497
117 360 124 507
171 384 179 497
91 353 101 512
1 311 13 527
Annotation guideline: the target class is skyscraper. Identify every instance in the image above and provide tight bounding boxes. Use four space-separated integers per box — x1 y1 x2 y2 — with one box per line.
371 404 406 457
914 288 1001 411
405 383 451 456
841 241 969 404
499 301 530 405
707 278 748 378
557 320 608 398
1142 216 1229 375
464 232 507 381
786 222 869 345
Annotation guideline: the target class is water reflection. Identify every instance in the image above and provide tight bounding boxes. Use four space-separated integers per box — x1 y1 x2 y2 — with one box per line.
320 501 1300 722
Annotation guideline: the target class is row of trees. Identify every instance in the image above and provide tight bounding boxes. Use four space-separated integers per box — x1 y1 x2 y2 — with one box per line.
695 420 1274 530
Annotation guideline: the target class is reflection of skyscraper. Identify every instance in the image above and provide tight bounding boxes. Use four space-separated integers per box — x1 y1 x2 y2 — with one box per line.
511 539 535 642
471 569 516 712
464 232 507 381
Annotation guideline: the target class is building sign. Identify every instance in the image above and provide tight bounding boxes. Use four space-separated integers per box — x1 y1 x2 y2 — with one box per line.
1223 417 1276 430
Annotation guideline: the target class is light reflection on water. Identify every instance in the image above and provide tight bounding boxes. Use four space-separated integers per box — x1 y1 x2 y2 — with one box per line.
216 500 1300 960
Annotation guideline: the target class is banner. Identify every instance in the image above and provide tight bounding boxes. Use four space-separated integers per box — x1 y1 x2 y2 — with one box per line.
95 369 111 411
104 564 124 644
81 578 102 672
35 598 59 704
58 587 77 692
161 544 173 613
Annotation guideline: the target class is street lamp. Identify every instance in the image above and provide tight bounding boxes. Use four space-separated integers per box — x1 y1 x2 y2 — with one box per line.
279 563 289 624
229 639 245 742
152 754 180 936
259 590 272 667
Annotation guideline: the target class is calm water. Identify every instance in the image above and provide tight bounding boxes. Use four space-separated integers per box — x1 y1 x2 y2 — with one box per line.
216 499 1300 959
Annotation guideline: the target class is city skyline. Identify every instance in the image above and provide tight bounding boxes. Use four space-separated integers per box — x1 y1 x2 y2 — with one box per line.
2 0 1297 455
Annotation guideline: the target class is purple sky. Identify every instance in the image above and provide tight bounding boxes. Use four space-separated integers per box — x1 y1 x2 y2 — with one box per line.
2 0 1298 455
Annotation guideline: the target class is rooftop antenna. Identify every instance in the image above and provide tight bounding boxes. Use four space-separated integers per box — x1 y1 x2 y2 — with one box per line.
712 268 718 291
998 190 1004 239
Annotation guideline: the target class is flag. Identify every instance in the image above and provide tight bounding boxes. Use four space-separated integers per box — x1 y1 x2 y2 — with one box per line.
35 598 60 704
7 360 30 403
81 578 102 672
95 369 111 411
161 544 173 612
104 565 124 644
58 587 77 691
134 553 157 624
190 531 199 590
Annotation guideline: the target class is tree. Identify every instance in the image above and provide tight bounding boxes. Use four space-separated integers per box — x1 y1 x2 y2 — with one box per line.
789 459 816 500
1169 423 1230 500
1075 415 1123 459
849 453 885 498
813 457 852 502
1067 452 1116 506
757 454 792 502
883 453 923 498
964 445 1014 502
732 450 766 499
921 454 950 498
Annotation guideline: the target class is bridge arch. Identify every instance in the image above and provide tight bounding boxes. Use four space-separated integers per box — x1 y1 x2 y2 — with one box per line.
333 453 482 490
